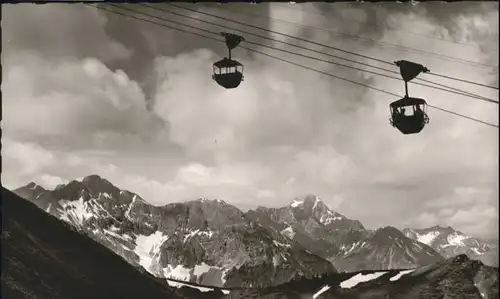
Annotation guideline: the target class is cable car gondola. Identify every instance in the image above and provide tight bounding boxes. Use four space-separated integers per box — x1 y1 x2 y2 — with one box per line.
212 32 245 89
390 97 429 134
389 60 431 135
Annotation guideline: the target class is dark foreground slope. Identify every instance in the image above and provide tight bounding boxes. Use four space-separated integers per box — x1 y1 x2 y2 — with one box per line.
170 255 498 299
226 254 498 299
1 187 186 299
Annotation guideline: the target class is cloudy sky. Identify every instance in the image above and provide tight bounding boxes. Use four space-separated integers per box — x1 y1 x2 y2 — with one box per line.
2 3 498 239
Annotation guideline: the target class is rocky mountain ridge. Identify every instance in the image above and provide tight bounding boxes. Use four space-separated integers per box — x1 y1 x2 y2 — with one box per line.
247 195 446 272
13 176 335 288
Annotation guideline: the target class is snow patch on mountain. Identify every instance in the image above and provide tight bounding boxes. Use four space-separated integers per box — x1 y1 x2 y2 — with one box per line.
163 264 192 281
291 199 304 208
443 233 468 247
340 271 388 288
280 226 295 239
124 196 137 218
183 229 214 243
319 210 344 225
160 263 229 286
166 279 231 294
416 231 440 245
340 241 366 256
58 196 93 226
389 269 415 281
134 231 169 272
192 263 213 277
167 280 213 292
313 285 331 298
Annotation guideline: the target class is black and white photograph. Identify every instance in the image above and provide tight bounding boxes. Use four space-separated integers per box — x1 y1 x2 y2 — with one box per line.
2 2 499 299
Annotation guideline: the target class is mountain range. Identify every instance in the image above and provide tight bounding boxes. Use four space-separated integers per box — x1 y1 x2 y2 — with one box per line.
4 186 498 299
13 174 499 289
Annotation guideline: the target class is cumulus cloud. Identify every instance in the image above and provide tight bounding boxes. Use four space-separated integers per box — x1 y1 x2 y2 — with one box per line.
40 174 69 190
3 55 154 138
1 139 268 207
1 53 169 157
411 203 498 238
2 3 498 239
2 138 56 178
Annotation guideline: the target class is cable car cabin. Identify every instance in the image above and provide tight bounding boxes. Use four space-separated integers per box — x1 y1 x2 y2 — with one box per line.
212 58 244 89
389 97 429 135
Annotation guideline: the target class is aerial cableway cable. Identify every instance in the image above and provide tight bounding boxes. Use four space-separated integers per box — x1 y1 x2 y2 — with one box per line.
87 4 499 129
144 3 498 103
119 3 499 104
140 5 493 103
162 3 500 91
423 72 499 90
158 3 392 66
202 3 498 70
273 3 499 53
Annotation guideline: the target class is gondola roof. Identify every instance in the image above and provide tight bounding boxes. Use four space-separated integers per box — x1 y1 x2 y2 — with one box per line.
390 97 427 108
213 57 242 68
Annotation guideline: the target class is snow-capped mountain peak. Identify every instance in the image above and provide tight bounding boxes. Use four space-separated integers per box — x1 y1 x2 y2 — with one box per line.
258 194 364 234
403 226 498 267
290 194 321 208
404 228 441 246
290 198 304 208
197 197 228 205
287 195 355 227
